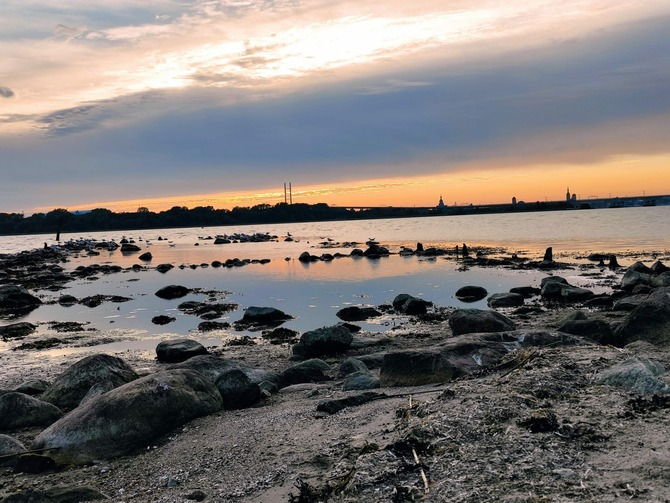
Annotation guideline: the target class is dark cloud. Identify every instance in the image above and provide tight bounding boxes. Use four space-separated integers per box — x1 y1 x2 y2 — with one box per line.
0 87 14 98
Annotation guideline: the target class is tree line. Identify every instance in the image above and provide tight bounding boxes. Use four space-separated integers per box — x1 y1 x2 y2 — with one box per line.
0 203 436 237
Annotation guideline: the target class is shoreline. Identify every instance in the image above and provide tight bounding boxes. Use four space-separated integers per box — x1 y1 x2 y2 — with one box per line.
2 245 670 501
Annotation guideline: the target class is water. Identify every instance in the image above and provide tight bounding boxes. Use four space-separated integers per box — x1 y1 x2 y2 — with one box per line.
0 206 668 359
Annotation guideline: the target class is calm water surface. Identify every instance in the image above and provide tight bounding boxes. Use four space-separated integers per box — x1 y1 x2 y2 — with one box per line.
0 207 667 360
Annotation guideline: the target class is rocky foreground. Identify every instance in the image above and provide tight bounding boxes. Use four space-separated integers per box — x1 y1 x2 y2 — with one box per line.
1 248 670 502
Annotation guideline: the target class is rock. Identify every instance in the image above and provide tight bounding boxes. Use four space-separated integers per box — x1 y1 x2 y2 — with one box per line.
156 339 208 363
261 327 299 344
363 244 390 257
651 272 670 288
41 354 138 411
155 285 190 300
613 294 649 312
292 325 353 357
627 261 653 274
448 308 516 336
543 247 553 262
487 292 525 308
198 321 230 331
0 392 63 430
57 294 78 306
651 261 670 274
280 359 331 387
557 319 618 346
0 284 42 312
120 243 141 253
138 251 153 261
0 434 27 467
0 322 37 340
616 287 670 346
338 357 369 378
14 379 50 396
594 357 670 394
343 372 380 391
152 315 176 325
0 486 108 502
540 277 593 302
556 310 588 326
621 270 652 291
316 391 385 414
455 286 488 302
169 355 278 387
238 306 292 327
335 306 382 322
380 331 580 386
392 294 432 315
13 454 57 474
156 263 174 273
215 369 261 409
33 369 223 465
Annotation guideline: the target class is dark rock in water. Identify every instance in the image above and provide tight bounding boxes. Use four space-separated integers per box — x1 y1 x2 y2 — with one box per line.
155 285 190 300
79 295 131 308
338 321 361 333
392 294 432 315
0 392 63 430
152 315 176 325
487 292 525 308
33 369 223 465
543 247 553 262
138 251 152 261
14 379 50 396
350 249 364 257
120 243 141 253
237 306 292 328
336 306 382 322
280 359 331 387
0 284 42 312
0 434 27 467
261 327 299 345
338 357 368 378
292 325 353 358
317 391 385 414
557 319 618 346
1 486 108 501
41 354 138 411
198 321 230 332
156 263 174 273
455 286 488 302
509 286 541 298
343 372 380 391
156 339 208 363
215 369 261 409
298 251 319 263
448 308 516 336
540 276 593 302
594 357 670 394
58 294 78 306
0 322 37 340
615 287 670 346
13 454 57 474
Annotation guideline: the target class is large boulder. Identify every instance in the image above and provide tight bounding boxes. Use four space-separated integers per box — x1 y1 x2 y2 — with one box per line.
33 369 223 465
594 357 670 394
41 354 138 411
236 306 292 328
448 308 516 336
381 331 584 387
0 285 42 312
557 319 619 346
615 287 670 346
540 277 593 302
292 325 353 357
487 293 525 308
0 393 63 430
156 339 208 363
215 369 261 409
169 355 279 388
342 372 380 391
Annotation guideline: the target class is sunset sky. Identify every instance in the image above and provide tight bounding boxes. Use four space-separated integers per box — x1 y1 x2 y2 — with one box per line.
1 1 670 214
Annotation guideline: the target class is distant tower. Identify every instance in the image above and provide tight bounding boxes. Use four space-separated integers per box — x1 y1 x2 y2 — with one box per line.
437 195 446 209
566 187 571 202
512 196 517 205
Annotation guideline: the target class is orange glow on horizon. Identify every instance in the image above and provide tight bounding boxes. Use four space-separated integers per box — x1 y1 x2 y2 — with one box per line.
32 155 670 215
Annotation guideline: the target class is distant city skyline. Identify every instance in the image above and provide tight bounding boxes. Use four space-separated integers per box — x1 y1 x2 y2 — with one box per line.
2 1 670 214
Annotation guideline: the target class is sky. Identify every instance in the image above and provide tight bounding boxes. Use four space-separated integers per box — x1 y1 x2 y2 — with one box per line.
1 0 670 214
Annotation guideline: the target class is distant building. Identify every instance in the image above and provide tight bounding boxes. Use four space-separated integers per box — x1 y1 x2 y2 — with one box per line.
512 196 517 205
566 187 571 202
437 195 446 209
